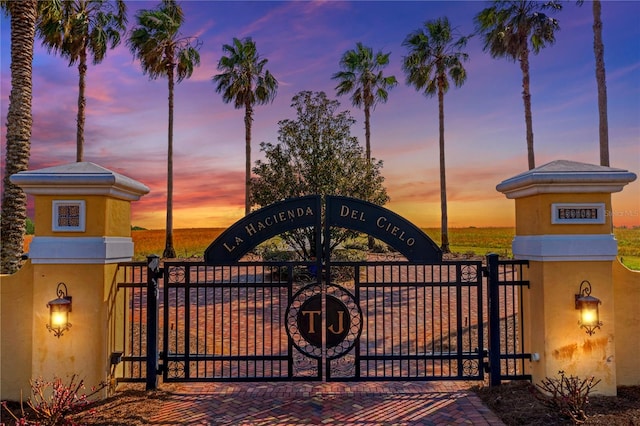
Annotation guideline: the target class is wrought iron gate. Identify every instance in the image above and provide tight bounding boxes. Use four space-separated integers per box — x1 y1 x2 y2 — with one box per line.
157 259 491 383
114 196 530 388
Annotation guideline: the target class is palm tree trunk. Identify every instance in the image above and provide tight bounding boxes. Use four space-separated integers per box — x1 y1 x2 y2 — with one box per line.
76 48 87 162
1 0 37 274
364 104 371 163
519 47 535 170
163 64 176 258
244 101 253 216
364 103 375 249
437 80 450 253
592 0 609 166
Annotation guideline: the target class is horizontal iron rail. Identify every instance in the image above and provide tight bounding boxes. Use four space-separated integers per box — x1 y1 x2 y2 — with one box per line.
359 353 483 361
164 281 292 288
358 282 480 287
164 355 290 362
333 376 481 382
164 377 320 383
501 353 531 360
116 282 147 288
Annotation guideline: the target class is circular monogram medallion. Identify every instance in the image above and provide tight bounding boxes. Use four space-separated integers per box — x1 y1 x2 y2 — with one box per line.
286 283 362 359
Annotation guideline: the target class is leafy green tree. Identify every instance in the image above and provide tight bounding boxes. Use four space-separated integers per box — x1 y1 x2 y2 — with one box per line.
251 91 389 259
332 42 397 165
402 17 469 253
213 37 278 216
26 217 35 235
127 0 200 258
577 0 609 166
0 0 38 273
475 0 562 170
37 0 127 162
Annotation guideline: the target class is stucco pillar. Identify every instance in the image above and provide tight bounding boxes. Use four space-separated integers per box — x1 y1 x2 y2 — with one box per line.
497 160 636 396
8 162 149 395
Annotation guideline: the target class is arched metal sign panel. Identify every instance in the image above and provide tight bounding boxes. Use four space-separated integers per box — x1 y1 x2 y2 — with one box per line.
204 195 442 264
204 195 321 263
325 196 442 262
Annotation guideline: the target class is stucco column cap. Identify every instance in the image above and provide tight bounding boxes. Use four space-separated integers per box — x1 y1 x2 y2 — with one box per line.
496 160 636 199
10 162 150 201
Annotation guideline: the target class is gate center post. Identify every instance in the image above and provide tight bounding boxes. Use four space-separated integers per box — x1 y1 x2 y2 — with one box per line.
321 195 329 380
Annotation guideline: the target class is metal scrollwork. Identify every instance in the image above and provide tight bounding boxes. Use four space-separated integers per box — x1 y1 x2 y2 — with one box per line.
328 352 356 378
292 349 319 378
167 361 185 378
460 264 478 282
462 359 480 376
167 266 186 284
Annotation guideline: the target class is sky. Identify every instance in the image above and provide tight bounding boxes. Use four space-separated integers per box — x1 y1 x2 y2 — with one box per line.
1 0 639 230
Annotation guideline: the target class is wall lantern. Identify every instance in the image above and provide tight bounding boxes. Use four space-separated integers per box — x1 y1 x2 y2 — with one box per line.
46 282 72 338
575 280 602 336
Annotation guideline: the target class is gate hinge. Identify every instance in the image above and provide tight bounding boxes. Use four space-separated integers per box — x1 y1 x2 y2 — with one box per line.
475 347 488 357
481 266 489 277
154 268 165 279
157 351 165 374
479 348 490 372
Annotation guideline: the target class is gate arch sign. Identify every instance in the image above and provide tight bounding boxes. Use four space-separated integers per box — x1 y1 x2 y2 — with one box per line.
325 195 442 262
204 195 441 263
204 195 321 263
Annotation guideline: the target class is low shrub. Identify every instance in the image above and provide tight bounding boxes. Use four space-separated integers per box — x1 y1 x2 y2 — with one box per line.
369 241 389 253
343 241 367 251
535 370 601 424
261 249 298 262
1 375 105 426
331 248 367 262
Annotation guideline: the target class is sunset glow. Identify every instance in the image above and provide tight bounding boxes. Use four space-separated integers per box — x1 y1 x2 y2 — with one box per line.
1 1 638 229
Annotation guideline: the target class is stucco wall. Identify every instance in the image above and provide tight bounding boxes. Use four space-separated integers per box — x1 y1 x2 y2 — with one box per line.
525 260 617 395
1 261 122 401
613 259 640 386
1 262 34 401
29 263 119 394
35 195 132 237
515 193 612 236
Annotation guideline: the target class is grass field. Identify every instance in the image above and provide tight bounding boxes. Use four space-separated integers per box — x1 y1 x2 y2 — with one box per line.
22 226 639 269
129 226 638 270
129 227 519 260
131 227 226 260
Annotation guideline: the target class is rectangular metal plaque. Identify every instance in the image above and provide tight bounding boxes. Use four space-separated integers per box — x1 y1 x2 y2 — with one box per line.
551 203 605 224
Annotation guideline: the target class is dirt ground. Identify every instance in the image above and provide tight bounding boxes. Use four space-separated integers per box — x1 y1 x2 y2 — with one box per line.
473 381 640 425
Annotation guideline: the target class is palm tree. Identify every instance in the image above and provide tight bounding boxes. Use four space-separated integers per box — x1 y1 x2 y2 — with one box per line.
213 37 278 216
475 0 561 170
127 0 200 258
37 0 127 162
332 42 397 165
332 42 396 250
0 0 38 274
402 17 469 254
577 0 609 166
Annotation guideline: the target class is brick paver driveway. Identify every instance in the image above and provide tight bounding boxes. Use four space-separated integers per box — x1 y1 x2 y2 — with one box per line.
149 381 505 425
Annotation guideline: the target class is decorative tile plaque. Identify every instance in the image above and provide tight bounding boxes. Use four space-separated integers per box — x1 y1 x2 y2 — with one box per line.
52 200 86 232
551 203 605 224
